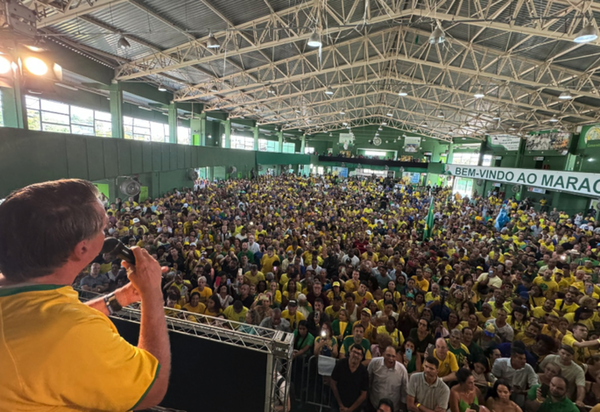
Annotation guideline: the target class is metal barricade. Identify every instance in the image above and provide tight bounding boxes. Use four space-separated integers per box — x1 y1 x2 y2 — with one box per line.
290 355 334 410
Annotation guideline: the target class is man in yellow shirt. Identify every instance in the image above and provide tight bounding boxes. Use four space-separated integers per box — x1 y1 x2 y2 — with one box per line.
562 323 600 366
281 300 305 330
432 338 459 382
412 268 429 292
260 246 280 274
533 269 559 299
554 290 579 315
244 265 265 286
189 276 213 305
0 179 169 411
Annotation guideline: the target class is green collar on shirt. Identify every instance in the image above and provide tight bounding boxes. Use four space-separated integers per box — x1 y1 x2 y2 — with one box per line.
0 284 65 297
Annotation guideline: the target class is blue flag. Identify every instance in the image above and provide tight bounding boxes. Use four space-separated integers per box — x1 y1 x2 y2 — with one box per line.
494 207 509 231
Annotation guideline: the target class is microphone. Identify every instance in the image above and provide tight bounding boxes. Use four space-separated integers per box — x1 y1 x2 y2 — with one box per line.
101 238 136 265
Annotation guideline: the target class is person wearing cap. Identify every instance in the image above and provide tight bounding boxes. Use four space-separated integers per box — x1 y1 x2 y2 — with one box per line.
297 293 312 319
281 300 305 331
353 307 375 345
327 280 345 302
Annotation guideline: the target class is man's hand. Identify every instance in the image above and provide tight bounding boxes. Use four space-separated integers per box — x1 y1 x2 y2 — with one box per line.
115 282 142 307
536 388 544 403
339 406 349 412
123 247 163 297
575 400 585 408
434 407 446 412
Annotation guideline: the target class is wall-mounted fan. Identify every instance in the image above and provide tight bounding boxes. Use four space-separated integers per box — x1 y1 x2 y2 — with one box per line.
373 137 382 146
116 177 141 197
188 169 199 181
512 185 522 193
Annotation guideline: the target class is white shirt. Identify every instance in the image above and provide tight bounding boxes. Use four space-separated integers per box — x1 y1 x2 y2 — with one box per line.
248 241 260 254
368 357 408 412
491 358 538 390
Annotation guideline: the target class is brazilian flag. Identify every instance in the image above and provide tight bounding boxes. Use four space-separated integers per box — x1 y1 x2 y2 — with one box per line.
423 199 435 241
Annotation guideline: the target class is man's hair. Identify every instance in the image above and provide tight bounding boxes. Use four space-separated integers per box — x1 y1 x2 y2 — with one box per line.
552 375 569 389
424 356 439 368
0 179 104 280
350 343 365 354
378 398 394 411
510 342 527 357
353 323 365 332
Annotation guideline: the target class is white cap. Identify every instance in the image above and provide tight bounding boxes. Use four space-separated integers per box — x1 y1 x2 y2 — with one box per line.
133 218 140 224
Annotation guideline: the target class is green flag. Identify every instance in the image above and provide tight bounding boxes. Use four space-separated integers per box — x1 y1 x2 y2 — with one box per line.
423 199 435 241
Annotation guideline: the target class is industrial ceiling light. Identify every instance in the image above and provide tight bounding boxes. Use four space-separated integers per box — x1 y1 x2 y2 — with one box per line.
549 115 559 122
422 122 428 127
437 110 445 118
574 22 598 44
381 121 387 126
23 56 48 76
378 127 382 131
398 87 408 96
307 30 322 47
473 86 485 98
386 112 393 117
493 112 501 120
207 32 220 49
117 36 131 50
325 86 334 95
0 55 11 74
559 90 572 100
429 23 445 44
267 86 276 94
158 84 167 92
340 109 346 115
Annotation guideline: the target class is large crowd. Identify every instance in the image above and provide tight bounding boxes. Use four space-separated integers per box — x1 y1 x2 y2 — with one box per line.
76 174 600 412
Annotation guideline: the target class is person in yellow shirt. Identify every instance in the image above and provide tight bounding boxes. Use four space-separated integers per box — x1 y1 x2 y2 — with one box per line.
554 290 579 315
412 268 429 292
327 281 345 302
189 276 213 305
244 265 265 286
344 271 361 294
260 246 280 274
182 292 206 314
325 296 343 320
281 300 305 330
374 317 404 348
533 269 558 299
354 282 374 307
432 337 459 382
532 299 558 321
562 323 600 366
353 308 375 344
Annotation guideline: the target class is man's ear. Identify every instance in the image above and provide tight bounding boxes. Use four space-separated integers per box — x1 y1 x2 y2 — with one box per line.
71 238 94 262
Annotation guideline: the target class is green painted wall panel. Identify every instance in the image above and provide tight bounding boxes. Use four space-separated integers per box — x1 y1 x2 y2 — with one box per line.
65 136 88 180
130 141 144 174
184 148 192 169
177 145 186 169
255 152 311 165
152 144 162 171
169 145 178 171
142 143 153 173
87 139 105 181
102 139 119 177
117 140 132 176
161 145 170 171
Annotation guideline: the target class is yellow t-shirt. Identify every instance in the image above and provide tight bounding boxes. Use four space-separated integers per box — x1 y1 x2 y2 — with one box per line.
260 254 279 275
243 271 265 286
190 286 213 305
554 299 579 314
562 333 590 366
0 284 159 411
183 302 206 314
433 349 459 377
223 305 248 323
376 325 404 347
532 306 558 320
281 310 305 330
532 278 558 299
412 277 430 291
353 291 374 306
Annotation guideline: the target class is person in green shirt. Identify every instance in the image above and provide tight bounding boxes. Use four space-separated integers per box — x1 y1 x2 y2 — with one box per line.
292 320 314 359
525 376 579 412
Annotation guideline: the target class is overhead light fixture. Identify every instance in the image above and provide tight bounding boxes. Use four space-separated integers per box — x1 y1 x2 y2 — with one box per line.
340 109 346 115
158 84 167 92
378 127 382 131
559 90 572 100
422 122 428 127
138 106 153 111
386 112 393 117
55 83 78 91
398 87 408 96
207 32 220 49
23 56 48 76
325 86 334 95
295 109 301 114
267 86 276 94
117 36 131 50
27 89 43 95
574 22 598 44
473 87 485 98
549 115 559 122
307 30 322 48
381 121 387 126
437 110 445 118
429 24 445 44
493 112 501 120
0 55 12 74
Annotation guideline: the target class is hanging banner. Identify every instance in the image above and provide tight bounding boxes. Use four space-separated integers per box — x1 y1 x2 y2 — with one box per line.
525 132 571 151
489 135 520 151
583 125 600 148
403 136 421 153
445 164 600 197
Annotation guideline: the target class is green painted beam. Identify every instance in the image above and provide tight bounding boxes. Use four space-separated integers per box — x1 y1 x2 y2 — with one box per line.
109 83 123 139
253 126 259 151
223 119 231 148
0 84 26 129
168 102 178 144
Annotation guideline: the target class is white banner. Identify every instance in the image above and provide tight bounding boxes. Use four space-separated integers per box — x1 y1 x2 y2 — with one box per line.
445 164 600 197
339 133 354 144
489 135 520 151
525 132 571 151
404 136 421 153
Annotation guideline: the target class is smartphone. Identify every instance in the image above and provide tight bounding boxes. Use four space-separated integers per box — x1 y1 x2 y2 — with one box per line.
321 330 327 338
540 383 549 398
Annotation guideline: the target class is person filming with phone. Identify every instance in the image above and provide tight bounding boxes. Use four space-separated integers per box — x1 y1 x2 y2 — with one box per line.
0 179 170 411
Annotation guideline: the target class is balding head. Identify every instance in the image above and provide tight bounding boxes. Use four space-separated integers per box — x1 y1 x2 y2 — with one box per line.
435 337 448 359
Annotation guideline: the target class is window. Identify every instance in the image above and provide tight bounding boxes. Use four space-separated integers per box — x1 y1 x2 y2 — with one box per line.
363 150 388 158
259 139 279 152
283 142 295 153
230 135 255 150
305 146 315 154
452 152 480 165
26 96 112 137
482 154 493 167
177 126 191 145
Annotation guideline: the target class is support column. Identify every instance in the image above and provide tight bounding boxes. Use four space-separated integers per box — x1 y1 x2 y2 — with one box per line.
223 119 231 148
515 137 526 168
477 139 488 166
300 134 306 154
109 82 123 138
0 85 27 129
191 111 206 146
253 126 259 151
168 101 178 144
447 144 454 164
278 130 284 152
